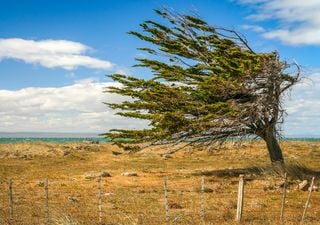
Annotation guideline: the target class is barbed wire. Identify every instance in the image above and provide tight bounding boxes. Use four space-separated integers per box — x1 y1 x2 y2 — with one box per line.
0 176 319 224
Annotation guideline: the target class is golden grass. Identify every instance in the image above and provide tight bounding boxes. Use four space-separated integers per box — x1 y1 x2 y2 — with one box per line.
0 140 319 224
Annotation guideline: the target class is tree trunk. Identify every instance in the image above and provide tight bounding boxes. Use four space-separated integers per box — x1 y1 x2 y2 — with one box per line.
263 131 285 168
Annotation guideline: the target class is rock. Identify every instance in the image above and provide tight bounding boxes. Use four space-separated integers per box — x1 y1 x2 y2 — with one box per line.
68 196 79 203
63 150 71 156
195 185 214 193
85 171 111 179
313 185 318 191
112 151 122 156
122 172 138 177
309 185 318 192
84 172 96 180
20 154 32 160
100 171 112 177
104 192 115 196
276 181 286 188
298 180 308 191
204 187 214 193
198 187 214 193
161 154 172 159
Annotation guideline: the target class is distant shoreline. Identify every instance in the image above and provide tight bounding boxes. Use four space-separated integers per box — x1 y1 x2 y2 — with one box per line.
0 137 107 144
0 132 101 138
0 136 319 144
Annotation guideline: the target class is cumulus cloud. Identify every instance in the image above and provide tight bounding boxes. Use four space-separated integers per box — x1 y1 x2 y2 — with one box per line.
1 75 320 137
74 77 100 84
238 0 320 45
0 38 113 70
241 24 265 33
284 72 320 137
0 81 148 133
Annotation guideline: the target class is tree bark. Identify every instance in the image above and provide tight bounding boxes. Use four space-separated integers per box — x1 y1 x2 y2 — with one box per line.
263 130 285 168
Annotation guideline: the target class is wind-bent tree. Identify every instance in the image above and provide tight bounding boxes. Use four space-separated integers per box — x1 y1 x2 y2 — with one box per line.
104 9 300 166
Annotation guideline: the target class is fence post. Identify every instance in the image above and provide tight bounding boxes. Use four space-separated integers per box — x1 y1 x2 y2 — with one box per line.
280 172 287 222
301 176 315 224
164 176 169 225
8 178 13 224
44 178 49 225
200 176 205 224
236 174 244 223
98 175 102 224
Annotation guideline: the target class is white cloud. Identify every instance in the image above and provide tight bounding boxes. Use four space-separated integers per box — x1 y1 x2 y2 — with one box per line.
284 72 320 137
238 0 320 45
74 77 100 84
0 38 113 70
114 69 128 75
1 74 320 137
241 24 265 32
0 81 148 133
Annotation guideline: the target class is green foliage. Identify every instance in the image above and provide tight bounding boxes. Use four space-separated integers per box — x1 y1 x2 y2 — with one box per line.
103 9 299 150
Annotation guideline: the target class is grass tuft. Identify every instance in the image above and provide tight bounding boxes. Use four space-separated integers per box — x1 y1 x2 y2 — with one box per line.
51 214 79 225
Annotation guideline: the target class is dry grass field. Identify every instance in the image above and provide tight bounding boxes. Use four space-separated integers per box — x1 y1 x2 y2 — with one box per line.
0 140 320 225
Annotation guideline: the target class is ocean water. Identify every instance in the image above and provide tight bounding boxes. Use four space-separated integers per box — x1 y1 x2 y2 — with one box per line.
0 132 108 144
0 132 319 144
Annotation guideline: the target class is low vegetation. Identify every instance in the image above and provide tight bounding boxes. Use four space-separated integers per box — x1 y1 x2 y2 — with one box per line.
0 141 319 224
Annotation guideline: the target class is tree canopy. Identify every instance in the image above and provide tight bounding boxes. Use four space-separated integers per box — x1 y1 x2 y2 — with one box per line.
103 9 300 165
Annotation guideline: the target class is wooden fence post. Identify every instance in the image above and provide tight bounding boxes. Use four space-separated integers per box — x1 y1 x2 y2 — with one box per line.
280 172 287 222
200 176 205 224
98 175 102 224
236 174 244 223
164 176 169 225
301 176 315 224
8 178 13 224
44 178 49 225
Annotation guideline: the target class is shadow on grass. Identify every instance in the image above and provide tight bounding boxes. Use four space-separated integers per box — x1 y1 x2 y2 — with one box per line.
193 162 320 180
193 166 265 178
284 162 320 179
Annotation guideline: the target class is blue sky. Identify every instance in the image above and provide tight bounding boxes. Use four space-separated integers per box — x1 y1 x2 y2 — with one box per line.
0 0 320 137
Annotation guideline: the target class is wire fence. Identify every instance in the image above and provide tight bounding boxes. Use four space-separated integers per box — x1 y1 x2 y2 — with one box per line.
0 174 319 225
